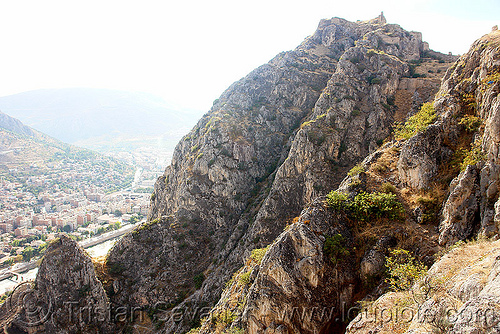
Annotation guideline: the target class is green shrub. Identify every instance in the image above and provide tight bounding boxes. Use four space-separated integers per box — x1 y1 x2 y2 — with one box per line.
300 119 315 129
239 270 251 285
394 102 436 140
326 191 349 210
459 115 482 132
211 310 237 326
326 190 405 222
350 192 405 221
460 139 486 170
250 246 269 264
349 179 362 188
348 163 365 176
324 234 350 265
193 273 205 289
460 93 477 113
385 248 427 291
380 182 397 194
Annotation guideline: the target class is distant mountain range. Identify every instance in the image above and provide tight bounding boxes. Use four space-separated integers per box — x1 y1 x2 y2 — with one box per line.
0 110 69 166
0 110 132 178
0 88 202 153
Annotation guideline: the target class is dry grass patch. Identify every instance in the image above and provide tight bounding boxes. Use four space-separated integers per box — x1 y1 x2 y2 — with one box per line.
433 239 500 281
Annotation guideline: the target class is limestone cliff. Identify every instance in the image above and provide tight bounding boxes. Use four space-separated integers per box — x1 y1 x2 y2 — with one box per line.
191 28 500 334
102 13 458 334
341 27 500 334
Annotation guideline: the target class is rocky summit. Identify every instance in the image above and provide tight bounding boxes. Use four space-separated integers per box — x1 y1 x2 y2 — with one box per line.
2 13 500 334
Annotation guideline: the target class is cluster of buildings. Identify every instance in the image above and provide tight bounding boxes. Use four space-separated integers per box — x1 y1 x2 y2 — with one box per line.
0 158 152 268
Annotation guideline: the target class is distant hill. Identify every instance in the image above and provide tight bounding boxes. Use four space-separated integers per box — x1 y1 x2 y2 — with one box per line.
0 88 201 152
0 110 68 166
0 111 37 138
0 111 133 183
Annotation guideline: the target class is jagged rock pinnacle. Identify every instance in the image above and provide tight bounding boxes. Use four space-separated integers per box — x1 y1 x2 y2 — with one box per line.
379 11 387 24
365 11 386 25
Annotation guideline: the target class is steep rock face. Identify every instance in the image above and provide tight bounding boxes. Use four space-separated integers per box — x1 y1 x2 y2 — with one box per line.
1 235 113 334
246 16 447 248
343 28 500 333
242 199 355 334
111 25 338 322
248 35 409 245
439 165 481 245
396 29 500 245
397 124 447 189
106 15 454 333
197 198 356 334
106 219 200 308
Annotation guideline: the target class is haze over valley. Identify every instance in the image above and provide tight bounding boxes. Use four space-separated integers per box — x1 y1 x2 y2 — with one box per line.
0 87 202 168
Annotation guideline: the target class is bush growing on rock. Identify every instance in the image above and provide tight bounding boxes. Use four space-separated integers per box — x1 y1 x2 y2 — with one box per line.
385 248 427 291
326 190 405 221
394 102 436 139
347 163 365 176
324 233 350 265
250 245 269 264
326 191 349 210
459 114 482 132
460 138 486 170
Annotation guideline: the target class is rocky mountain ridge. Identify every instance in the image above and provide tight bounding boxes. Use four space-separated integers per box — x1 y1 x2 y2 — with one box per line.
5 14 500 334
139 14 454 333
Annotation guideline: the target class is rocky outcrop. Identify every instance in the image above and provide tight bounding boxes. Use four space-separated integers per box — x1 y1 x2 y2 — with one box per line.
196 198 356 334
242 199 355 334
359 236 397 284
397 124 447 189
104 14 456 334
343 29 500 333
395 29 500 245
439 165 481 245
1 235 113 334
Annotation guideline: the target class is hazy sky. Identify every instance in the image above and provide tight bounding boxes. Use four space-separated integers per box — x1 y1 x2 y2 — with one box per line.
0 0 498 112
